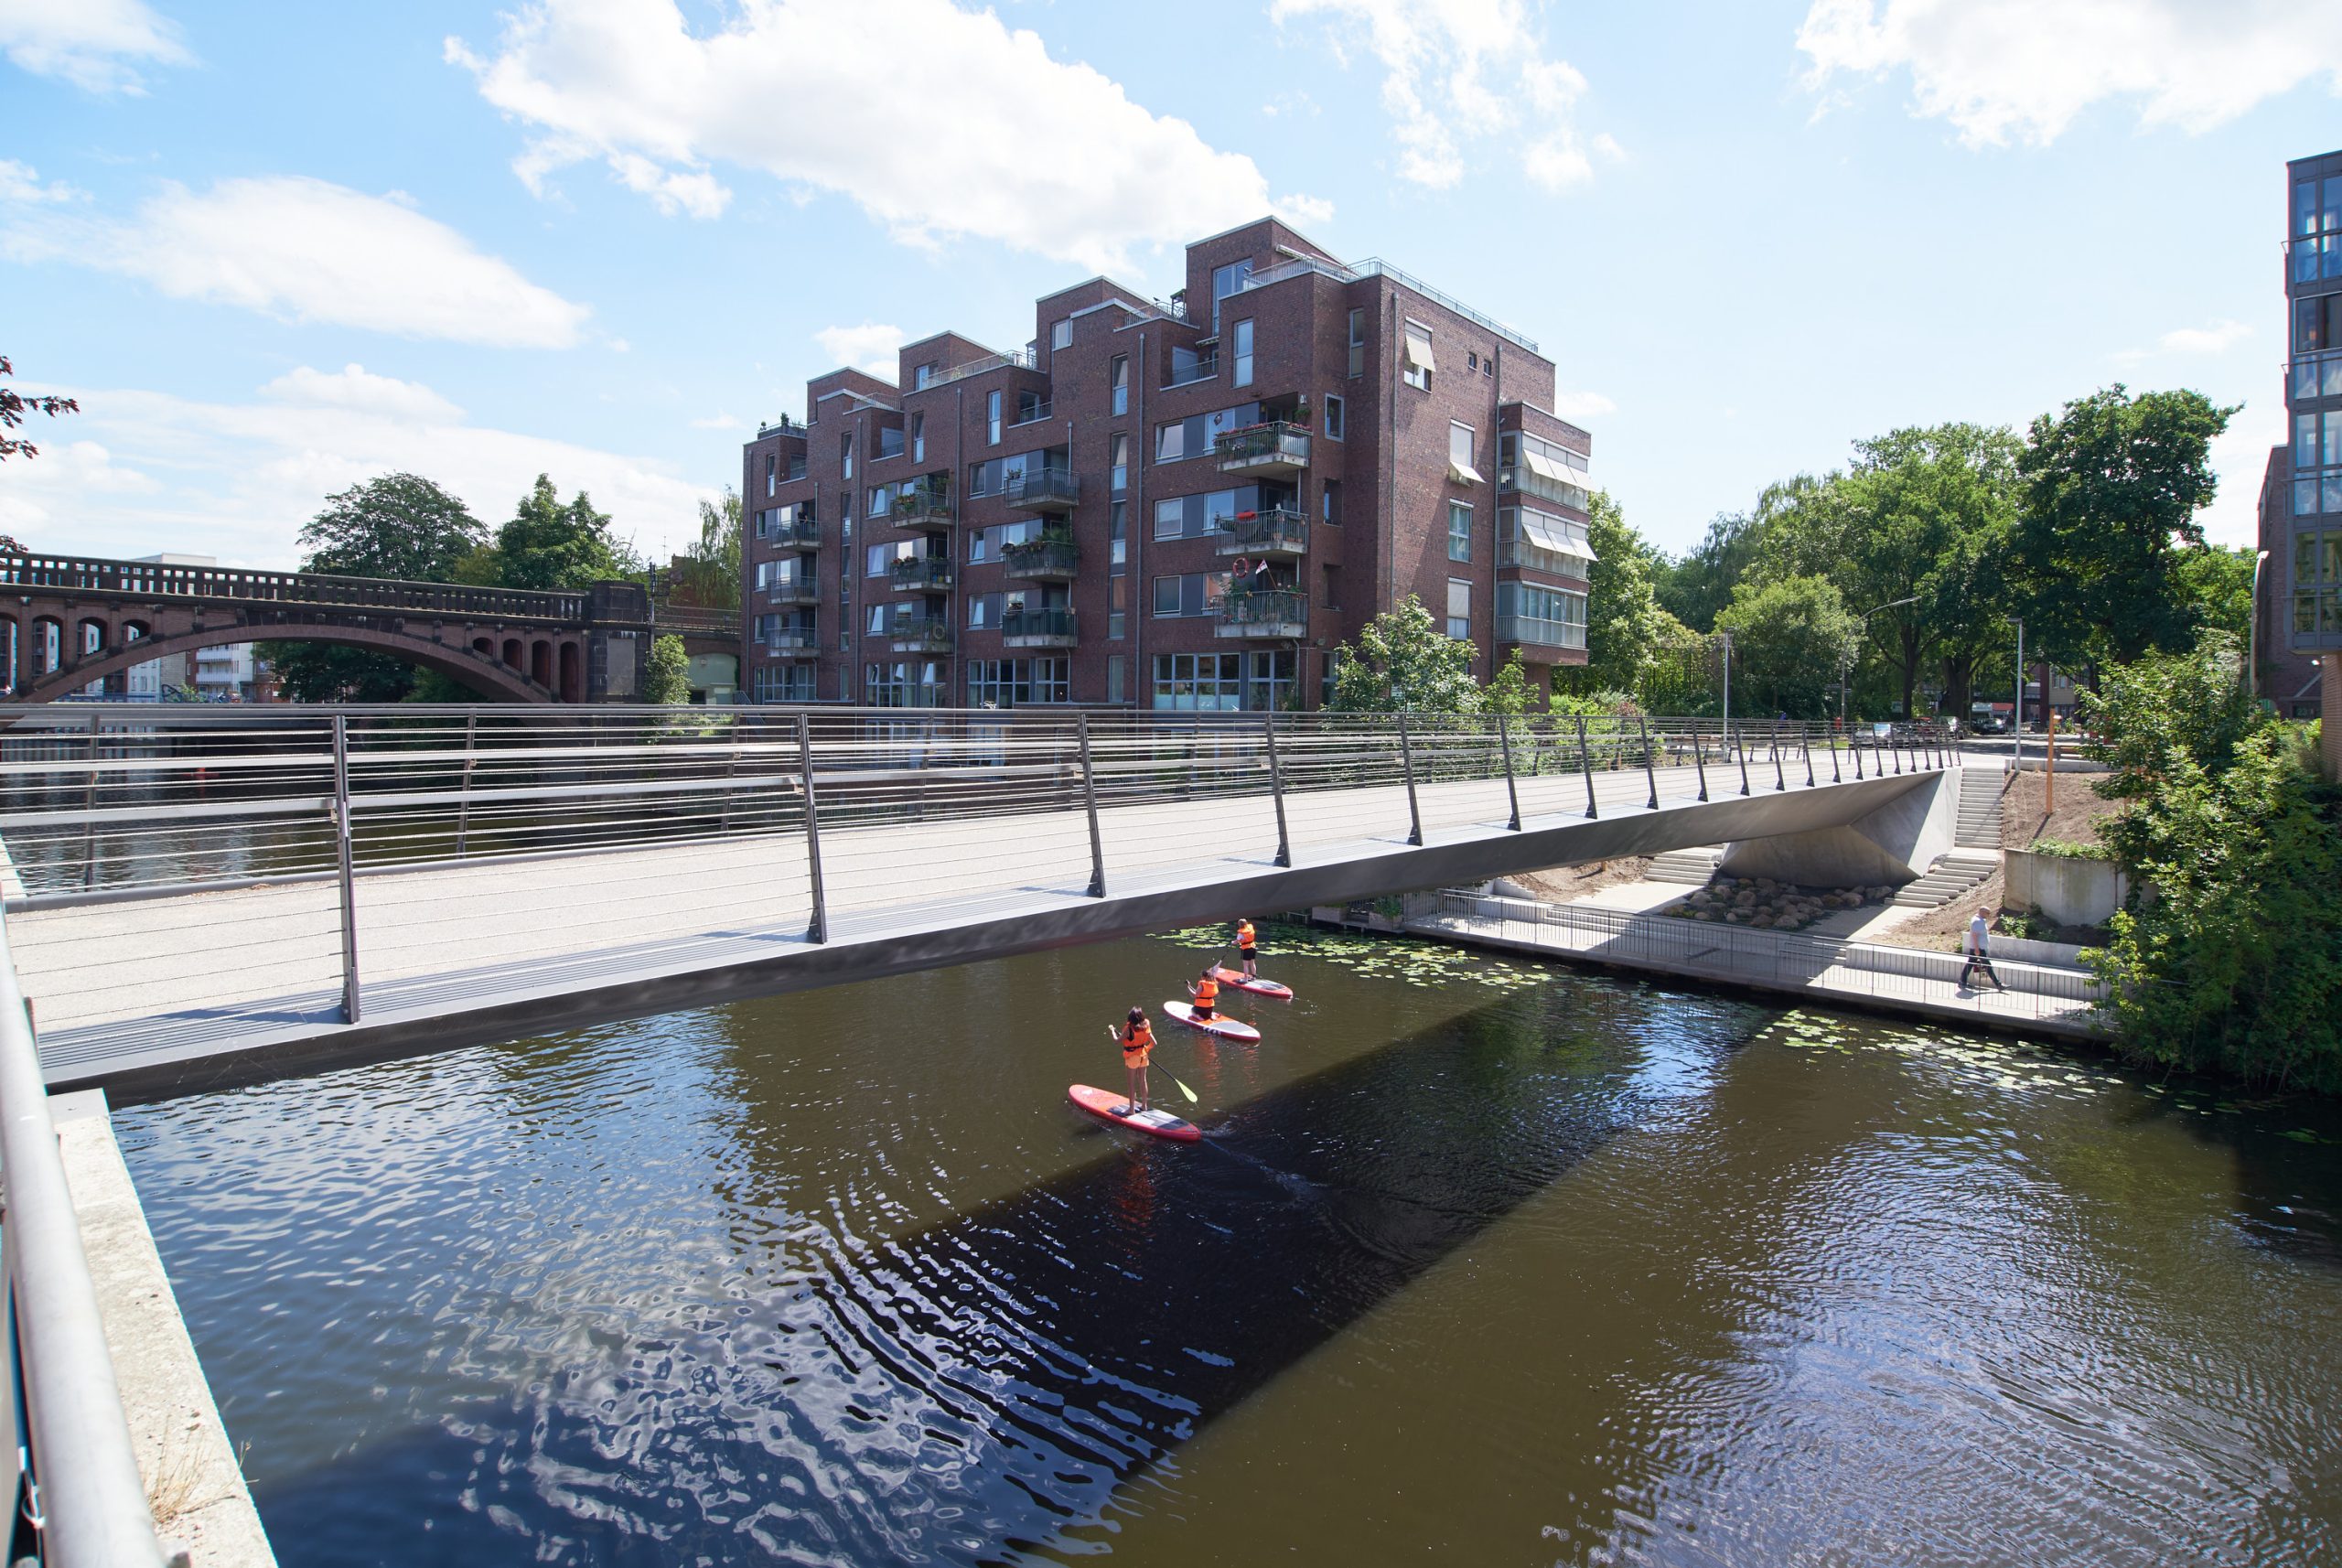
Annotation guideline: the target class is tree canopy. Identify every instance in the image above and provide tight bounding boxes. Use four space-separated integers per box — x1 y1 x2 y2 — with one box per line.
1714 575 1862 720
1327 596 1482 714
0 354 77 462
478 474 639 591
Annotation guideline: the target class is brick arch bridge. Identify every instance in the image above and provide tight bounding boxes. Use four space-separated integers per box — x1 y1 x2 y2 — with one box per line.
3 553 661 703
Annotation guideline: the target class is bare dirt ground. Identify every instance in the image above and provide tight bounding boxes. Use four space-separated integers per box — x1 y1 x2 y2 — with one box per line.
2000 768 2119 852
1510 857 1653 902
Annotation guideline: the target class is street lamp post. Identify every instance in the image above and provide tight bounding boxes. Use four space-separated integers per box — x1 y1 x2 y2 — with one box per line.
1719 630 1734 758
2250 548 2272 703
1846 596 1919 734
2012 616 2025 773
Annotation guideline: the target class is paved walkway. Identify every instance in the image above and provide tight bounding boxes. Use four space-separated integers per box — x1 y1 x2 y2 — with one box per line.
16 760 1944 1089
1409 894 2105 1041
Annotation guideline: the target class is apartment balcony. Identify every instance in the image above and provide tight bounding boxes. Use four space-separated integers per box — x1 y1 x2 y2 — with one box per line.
1497 616 1587 651
888 555 955 592
888 618 955 655
1001 467 1080 513
762 628 821 659
1214 421 1310 479
764 578 820 606
761 517 821 549
1000 535 1080 581
1213 587 1307 639
1001 607 1078 649
878 484 955 532
1212 506 1307 560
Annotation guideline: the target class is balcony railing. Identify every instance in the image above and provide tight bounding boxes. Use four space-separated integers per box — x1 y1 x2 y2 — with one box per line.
1001 467 1080 512
1214 421 1311 478
1006 400 1054 427
1213 507 1307 558
757 416 805 439
887 618 954 654
923 346 1040 389
1214 587 1307 639
1165 352 1219 389
1001 535 1080 579
1001 607 1078 648
1233 254 1539 356
2290 348 2342 400
763 578 820 606
760 516 822 548
1497 538 1591 578
877 484 954 529
1497 615 1588 650
889 555 955 591
762 627 821 656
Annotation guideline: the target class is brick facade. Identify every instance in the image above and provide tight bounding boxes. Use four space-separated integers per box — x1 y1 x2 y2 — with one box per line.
2274 149 2342 726
741 219 1592 710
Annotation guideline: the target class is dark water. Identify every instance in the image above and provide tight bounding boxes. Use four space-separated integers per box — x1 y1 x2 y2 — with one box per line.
115 928 2342 1566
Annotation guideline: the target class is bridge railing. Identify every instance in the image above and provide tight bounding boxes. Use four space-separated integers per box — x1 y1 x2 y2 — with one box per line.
0 553 594 624
0 705 1954 1028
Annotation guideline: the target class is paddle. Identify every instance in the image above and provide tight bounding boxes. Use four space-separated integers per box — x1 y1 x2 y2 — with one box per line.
1108 1026 1198 1105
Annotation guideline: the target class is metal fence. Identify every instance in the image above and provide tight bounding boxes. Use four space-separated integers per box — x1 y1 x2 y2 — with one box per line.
0 705 1954 1027
1423 891 2107 1026
0 912 173 1566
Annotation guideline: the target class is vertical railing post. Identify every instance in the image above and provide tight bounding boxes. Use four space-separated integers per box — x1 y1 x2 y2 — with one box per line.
1396 713 1424 846
1496 712 1522 831
1802 724 1816 788
1079 714 1107 897
1853 728 1866 779
1893 730 1904 774
719 711 742 838
1830 722 1842 783
1263 714 1294 865
454 712 477 859
1736 720 1752 797
1770 720 1787 791
797 712 829 943
1575 714 1597 819
1691 718 1709 801
78 708 100 889
1635 713 1659 811
332 715 361 1024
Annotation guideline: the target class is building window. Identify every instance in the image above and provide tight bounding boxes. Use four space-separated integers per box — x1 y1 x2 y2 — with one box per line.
1109 501 1128 573
987 390 1002 445
969 657 1069 707
915 363 934 390
876 425 904 460
1348 308 1366 378
1496 581 1588 649
1403 322 1434 391
1448 421 1482 485
1483 354 1494 378
1322 478 1341 525
865 660 944 708
1153 651 1244 710
1467 351 1478 372
1111 434 1129 494
842 432 854 480
1245 650 1295 713
2329 411 2342 469
1152 572 1229 617
1211 260 1253 330
764 453 776 497
1324 394 1345 441
1448 500 1473 563
869 486 887 518
1112 354 1128 416
1051 317 1072 351
1108 654 1125 704
911 412 926 463
2307 413 2326 469
1109 575 1127 640
1232 319 1254 388
1445 578 1471 640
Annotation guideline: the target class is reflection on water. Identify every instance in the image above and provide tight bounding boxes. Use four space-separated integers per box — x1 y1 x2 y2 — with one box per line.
115 931 2342 1566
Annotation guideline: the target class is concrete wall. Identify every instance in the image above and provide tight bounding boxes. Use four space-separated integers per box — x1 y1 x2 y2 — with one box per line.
2005 849 2127 928
1715 766 1959 886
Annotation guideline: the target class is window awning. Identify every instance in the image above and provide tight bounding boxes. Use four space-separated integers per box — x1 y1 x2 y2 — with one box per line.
1518 510 1596 561
1404 330 1435 372
1448 458 1485 486
1520 449 1590 487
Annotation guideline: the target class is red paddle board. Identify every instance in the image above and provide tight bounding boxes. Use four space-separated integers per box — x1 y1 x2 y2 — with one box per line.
1162 1000 1262 1042
1068 1084 1201 1141
1210 965 1293 1000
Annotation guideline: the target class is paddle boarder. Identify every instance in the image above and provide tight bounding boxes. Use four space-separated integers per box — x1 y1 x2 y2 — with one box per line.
1234 918 1259 980
1186 968 1220 1022
1117 1006 1155 1114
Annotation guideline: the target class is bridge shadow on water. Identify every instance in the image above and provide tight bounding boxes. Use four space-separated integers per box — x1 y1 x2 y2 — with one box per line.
247 974 1762 1567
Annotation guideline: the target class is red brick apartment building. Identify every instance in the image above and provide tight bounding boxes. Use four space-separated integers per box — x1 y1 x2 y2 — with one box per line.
740 218 1594 710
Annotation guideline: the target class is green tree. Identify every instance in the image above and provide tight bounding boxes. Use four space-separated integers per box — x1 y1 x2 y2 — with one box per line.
1638 611 1718 716
490 474 638 591
1714 575 1862 719
672 488 743 608
2013 384 2235 670
645 634 691 703
2082 639 2342 1089
264 473 488 703
2173 542 2256 649
1555 490 1668 700
1482 650 1542 715
1327 596 1482 713
1 353 78 461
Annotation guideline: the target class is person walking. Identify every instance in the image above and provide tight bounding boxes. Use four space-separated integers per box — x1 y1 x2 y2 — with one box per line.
1959 910 2004 991
1116 1006 1155 1114
1235 918 1259 980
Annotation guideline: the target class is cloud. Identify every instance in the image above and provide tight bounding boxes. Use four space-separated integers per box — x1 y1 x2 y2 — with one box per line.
2 176 591 347
0 369 715 565
2113 317 2253 364
0 0 190 94
1797 0 2342 146
814 323 904 380
445 0 1324 272
689 412 746 430
1272 0 1609 194
2199 402 2284 548
0 160 81 203
1551 389 1616 423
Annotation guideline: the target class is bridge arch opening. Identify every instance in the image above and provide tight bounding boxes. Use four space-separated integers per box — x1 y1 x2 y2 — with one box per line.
30 618 62 677
20 624 551 704
530 640 552 689
558 641 581 703
77 618 107 659
500 637 523 670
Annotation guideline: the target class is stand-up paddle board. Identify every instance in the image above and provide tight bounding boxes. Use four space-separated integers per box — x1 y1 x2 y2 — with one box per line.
1209 965 1293 1000
1068 1084 1202 1141
1163 1001 1262 1042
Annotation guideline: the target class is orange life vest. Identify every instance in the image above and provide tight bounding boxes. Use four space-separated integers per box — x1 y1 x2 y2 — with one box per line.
1195 977 1219 1006
1237 920 1256 950
1122 1020 1155 1063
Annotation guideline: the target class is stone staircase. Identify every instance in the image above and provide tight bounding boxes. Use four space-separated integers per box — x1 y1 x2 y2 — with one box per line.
1890 850 2001 908
1648 847 1723 886
1954 768 2005 851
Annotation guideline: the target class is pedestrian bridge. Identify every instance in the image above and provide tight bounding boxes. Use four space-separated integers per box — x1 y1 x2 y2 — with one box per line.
0 704 1954 1094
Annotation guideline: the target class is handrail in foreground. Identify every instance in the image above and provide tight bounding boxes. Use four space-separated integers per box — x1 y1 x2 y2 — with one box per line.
0 913 171 1566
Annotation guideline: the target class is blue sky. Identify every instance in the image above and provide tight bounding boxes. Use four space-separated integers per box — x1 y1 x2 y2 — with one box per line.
5 0 2339 570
